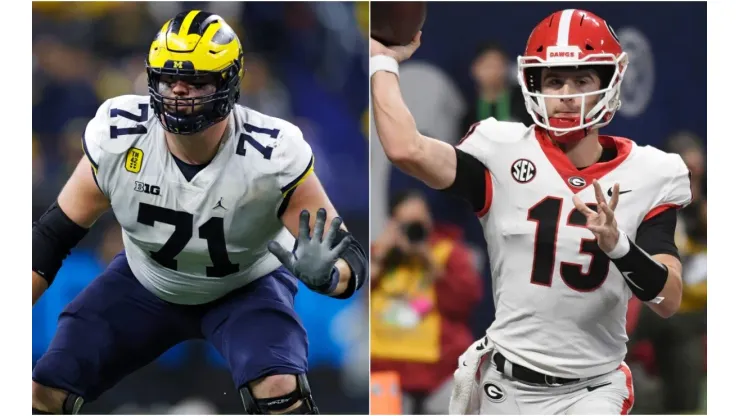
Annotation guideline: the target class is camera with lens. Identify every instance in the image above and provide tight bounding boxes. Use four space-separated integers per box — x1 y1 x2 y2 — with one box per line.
382 221 430 270
402 221 428 243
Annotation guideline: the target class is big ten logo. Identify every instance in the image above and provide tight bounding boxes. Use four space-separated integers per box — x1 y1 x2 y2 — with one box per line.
134 181 160 195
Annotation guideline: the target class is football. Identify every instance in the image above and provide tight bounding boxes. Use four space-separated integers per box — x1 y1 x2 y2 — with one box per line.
370 2 427 47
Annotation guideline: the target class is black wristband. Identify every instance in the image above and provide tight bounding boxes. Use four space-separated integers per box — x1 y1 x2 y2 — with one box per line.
330 229 367 299
609 232 669 302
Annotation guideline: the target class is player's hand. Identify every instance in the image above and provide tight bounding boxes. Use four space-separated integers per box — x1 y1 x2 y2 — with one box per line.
370 31 422 63
374 220 409 258
268 208 350 294
573 180 621 253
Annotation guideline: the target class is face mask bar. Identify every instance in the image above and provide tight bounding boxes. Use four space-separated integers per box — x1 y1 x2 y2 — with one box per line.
155 82 224 115
517 52 628 133
146 64 240 135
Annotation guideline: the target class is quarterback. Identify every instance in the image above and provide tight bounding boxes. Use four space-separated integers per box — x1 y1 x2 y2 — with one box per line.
371 9 691 415
32 10 367 415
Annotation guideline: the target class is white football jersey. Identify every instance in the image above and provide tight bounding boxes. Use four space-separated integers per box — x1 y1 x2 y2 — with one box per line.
457 117 692 378
82 95 314 305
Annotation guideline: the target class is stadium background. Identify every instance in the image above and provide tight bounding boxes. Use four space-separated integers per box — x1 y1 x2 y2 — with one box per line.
32 2 369 414
370 2 707 414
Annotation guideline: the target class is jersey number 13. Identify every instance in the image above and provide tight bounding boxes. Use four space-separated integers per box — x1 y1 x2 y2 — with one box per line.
527 197 610 291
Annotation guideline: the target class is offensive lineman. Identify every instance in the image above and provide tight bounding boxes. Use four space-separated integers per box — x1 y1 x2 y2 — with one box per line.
370 9 691 414
32 10 367 415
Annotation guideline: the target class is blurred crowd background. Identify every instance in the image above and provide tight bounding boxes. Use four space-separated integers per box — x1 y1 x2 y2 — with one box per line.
370 2 707 414
32 2 369 414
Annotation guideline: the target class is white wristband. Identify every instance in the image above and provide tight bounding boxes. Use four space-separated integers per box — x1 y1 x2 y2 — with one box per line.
370 55 399 78
605 229 630 259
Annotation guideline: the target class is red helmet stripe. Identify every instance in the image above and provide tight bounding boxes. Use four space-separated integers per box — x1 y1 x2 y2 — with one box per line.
556 9 575 46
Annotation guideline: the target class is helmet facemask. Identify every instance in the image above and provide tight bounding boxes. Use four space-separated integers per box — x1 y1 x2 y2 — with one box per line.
147 61 242 135
517 53 628 143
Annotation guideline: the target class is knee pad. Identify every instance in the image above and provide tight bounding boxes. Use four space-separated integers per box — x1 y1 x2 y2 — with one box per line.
239 374 319 414
60 394 84 415
32 393 83 415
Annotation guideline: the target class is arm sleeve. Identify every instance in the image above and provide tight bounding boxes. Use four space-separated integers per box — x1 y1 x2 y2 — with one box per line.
635 207 680 258
442 148 490 214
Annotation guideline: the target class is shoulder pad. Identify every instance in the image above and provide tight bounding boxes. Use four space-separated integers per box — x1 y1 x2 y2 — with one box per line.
640 145 693 210
84 95 154 156
456 117 530 163
234 107 314 193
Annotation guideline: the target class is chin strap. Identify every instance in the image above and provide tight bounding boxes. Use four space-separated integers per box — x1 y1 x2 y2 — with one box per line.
546 117 593 144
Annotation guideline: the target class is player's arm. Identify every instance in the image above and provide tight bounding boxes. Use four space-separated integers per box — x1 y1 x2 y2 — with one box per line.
372 71 457 189
370 34 458 190
576 180 685 318
631 208 684 318
266 122 366 299
597 206 684 318
280 174 350 295
276 173 367 299
371 36 490 212
648 254 682 318
583 157 691 318
32 156 111 305
611 157 693 318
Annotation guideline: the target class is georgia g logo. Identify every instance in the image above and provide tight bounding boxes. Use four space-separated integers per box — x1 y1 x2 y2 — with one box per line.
568 176 587 188
483 382 507 403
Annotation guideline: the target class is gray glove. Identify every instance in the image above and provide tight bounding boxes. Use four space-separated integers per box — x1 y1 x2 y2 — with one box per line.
268 208 350 294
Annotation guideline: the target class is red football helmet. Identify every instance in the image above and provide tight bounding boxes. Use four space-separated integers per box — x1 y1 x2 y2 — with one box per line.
517 9 628 144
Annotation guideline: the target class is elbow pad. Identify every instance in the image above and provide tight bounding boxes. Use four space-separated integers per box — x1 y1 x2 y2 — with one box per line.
32 201 89 285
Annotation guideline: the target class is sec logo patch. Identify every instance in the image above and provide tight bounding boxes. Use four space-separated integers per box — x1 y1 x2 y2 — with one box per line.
125 148 144 173
511 159 536 183
483 382 506 403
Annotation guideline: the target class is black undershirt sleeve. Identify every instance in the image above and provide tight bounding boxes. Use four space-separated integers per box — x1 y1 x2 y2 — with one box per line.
635 208 680 259
441 148 488 212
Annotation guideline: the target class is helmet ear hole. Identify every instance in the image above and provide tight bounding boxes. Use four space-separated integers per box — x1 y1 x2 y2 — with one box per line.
523 67 542 93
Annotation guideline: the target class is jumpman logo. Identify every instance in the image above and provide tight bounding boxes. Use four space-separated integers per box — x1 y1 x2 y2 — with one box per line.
213 197 227 211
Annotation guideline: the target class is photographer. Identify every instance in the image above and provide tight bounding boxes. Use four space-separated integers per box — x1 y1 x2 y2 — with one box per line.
370 190 482 414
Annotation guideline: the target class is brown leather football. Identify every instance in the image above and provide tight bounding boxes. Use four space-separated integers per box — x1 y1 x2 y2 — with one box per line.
370 2 427 47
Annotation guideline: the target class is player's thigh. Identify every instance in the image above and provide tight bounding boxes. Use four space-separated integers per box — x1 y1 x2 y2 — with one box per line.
202 266 308 389
566 364 635 415
32 251 196 401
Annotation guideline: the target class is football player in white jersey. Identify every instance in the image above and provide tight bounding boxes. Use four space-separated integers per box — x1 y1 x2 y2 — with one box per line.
32 10 367 415
370 9 691 415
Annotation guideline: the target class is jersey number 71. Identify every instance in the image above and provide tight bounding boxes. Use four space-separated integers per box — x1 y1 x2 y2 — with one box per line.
137 203 239 278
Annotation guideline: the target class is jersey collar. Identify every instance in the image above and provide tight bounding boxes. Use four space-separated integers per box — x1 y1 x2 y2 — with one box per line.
535 127 633 194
